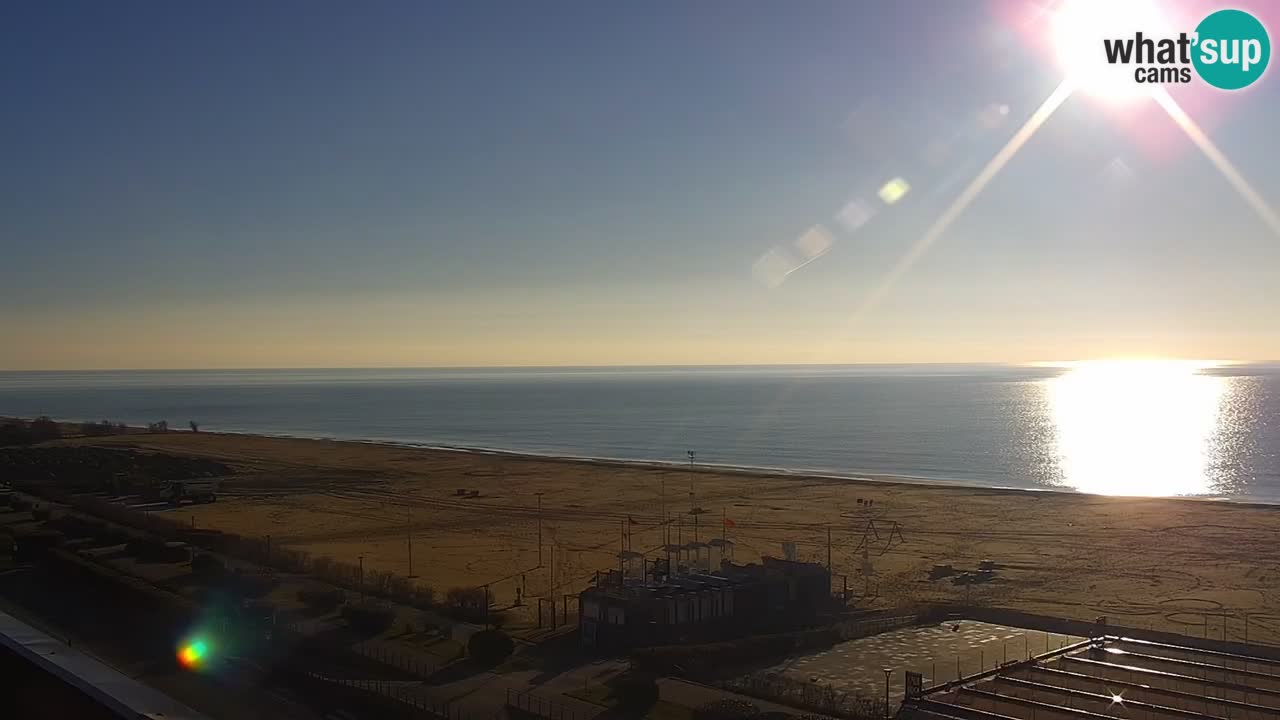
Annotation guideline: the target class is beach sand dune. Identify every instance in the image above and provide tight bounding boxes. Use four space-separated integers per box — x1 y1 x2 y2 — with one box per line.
65 432 1280 642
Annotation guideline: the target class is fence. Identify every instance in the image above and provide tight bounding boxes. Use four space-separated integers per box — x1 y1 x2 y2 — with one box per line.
303 671 461 719
506 689 588 720
354 639 453 679
274 618 458 681
834 614 917 642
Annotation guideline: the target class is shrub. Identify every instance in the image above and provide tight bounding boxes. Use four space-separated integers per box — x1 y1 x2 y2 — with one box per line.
612 673 660 707
0 421 34 446
243 600 277 624
467 628 514 668
341 601 395 634
47 515 104 539
28 416 62 443
192 553 226 579
125 536 167 559
231 572 279 599
297 587 346 612
694 700 760 720
444 586 488 623
725 673 884 720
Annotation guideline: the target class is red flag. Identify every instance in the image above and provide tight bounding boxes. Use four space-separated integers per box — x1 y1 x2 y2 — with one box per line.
723 517 736 528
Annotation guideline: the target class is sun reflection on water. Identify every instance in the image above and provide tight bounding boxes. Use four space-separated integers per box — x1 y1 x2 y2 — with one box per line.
1047 360 1229 496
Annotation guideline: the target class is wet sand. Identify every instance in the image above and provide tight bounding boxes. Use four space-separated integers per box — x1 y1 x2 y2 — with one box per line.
60 431 1280 642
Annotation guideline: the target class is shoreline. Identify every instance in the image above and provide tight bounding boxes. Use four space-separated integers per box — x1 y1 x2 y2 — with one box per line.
6 414 1268 507
20 421 1280 644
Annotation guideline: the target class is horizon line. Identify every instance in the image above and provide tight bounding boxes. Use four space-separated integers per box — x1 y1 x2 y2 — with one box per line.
0 358 1267 373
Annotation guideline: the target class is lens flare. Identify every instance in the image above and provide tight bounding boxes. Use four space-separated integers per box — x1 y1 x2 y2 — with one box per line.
178 638 209 669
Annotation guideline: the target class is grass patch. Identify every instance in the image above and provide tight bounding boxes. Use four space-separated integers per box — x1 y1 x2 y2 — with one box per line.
566 684 615 707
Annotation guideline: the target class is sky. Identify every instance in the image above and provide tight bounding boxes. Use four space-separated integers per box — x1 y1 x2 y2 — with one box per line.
2 1 1279 370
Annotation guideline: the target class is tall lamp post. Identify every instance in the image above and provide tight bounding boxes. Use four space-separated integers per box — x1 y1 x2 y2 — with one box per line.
883 668 892 719
535 492 544 567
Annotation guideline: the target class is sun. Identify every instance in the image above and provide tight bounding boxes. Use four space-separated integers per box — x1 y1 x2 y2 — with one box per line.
1050 0 1173 103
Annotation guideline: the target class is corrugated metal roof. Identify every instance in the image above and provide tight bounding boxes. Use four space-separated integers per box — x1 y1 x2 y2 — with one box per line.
0 610 209 720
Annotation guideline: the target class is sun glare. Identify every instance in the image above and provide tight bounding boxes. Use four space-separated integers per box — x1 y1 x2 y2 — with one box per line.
1048 360 1224 496
1051 0 1172 103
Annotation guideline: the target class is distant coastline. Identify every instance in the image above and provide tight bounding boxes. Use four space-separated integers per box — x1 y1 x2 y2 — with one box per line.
11 415 1272 508
2 362 1274 502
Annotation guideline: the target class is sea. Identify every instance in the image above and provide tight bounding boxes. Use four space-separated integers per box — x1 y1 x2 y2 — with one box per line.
2 363 1279 502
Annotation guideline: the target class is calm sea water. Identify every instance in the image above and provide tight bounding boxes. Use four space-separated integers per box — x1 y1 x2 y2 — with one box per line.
2 364 1279 501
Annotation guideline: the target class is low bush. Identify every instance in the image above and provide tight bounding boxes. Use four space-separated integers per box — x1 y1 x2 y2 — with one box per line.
230 572 279 599
694 699 759 720
725 673 885 720
631 629 827 675
443 586 488 623
297 586 346 612
341 601 395 634
467 628 514 668
46 514 106 539
611 672 660 707
124 536 167 559
192 553 226 579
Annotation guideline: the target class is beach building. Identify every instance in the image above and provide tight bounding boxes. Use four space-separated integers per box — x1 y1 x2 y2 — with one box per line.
579 555 832 649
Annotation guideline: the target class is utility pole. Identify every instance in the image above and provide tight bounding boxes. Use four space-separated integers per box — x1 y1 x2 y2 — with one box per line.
660 477 666 544
358 555 365 602
827 525 832 571
536 492 544 567
407 506 417 579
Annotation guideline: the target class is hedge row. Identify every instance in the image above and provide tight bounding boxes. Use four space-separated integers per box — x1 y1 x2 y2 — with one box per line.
631 627 840 675
48 491 451 619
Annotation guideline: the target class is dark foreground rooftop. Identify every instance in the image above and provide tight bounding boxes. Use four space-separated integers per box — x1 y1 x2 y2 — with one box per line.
0 609 208 720
902 634 1280 720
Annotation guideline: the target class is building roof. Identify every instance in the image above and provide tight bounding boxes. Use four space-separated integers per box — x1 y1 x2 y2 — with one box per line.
583 557 829 601
0 609 209 719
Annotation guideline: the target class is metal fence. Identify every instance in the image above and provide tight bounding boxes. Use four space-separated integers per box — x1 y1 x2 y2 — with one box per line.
305 672 459 719
506 689 588 720
354 639 450 678
276 620 456 680
834 614 918 642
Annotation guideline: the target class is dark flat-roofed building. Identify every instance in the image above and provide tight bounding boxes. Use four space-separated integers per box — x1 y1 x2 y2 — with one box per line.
579 555 832 649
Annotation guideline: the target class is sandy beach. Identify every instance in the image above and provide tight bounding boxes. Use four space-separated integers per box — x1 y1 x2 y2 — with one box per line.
59 431 1280 643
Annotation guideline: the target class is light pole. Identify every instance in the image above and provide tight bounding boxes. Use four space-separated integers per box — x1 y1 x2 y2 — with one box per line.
883 668 892 719
407 506 417 579
536 492 544 567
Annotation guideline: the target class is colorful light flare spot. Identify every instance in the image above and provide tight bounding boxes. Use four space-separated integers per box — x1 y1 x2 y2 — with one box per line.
178 639 209 669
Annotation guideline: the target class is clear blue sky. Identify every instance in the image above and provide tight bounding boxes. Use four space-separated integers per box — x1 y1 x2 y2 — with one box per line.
3 1 1278 369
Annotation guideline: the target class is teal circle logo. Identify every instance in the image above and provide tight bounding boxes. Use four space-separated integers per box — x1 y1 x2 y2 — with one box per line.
1192 9 1270 90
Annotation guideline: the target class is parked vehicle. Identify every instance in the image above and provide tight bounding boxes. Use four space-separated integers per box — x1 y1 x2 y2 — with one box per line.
160 479 220 505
